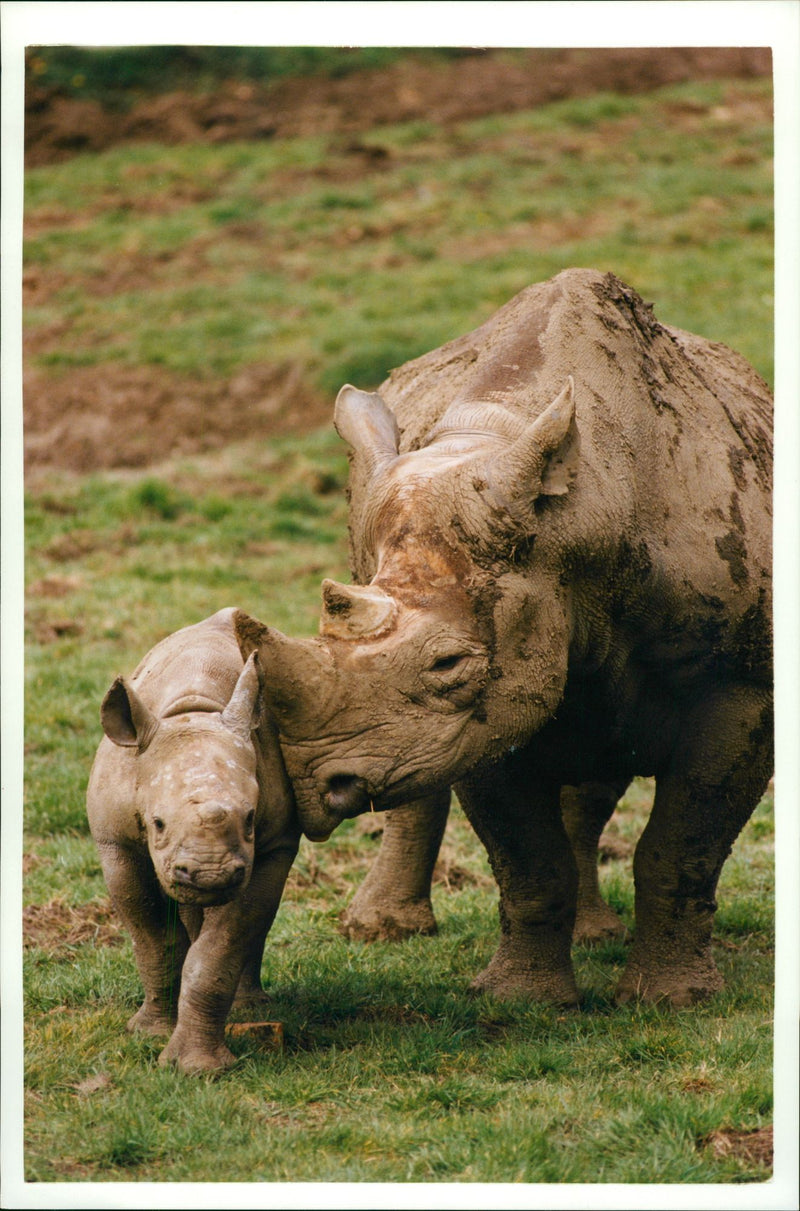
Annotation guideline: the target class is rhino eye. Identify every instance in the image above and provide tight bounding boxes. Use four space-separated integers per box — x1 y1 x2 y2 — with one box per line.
244 810 255 835
429 653 468 674
153 817 165 833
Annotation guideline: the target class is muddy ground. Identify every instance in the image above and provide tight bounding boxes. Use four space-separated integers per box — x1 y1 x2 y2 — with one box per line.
23 47 771 475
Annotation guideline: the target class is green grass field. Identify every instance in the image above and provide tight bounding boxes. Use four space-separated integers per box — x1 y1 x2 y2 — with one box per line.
20 71 775 1186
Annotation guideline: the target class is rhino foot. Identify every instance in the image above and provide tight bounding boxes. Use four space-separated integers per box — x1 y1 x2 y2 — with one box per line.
615 958 724 1007
469 950 580 1006
572 901 629 945
232 985 270 1009
127 1004 176 1037
339 896 438 942
158 1032 237 1075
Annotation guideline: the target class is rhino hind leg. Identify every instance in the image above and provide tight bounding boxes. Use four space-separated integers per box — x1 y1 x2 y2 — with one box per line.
560 781 629 944
458 758 580 1005
339 792 451 941
617 687 773 1006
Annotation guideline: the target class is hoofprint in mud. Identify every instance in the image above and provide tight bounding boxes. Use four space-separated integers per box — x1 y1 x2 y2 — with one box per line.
237 269 773 1009
87 609 299 1073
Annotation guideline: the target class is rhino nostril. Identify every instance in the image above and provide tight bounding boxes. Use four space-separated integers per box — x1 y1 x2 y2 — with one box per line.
173 864 194 885
324 773 370 818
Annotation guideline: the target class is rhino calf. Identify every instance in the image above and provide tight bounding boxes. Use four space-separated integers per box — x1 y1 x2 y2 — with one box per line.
87 609 299 1073
237 269 773 1009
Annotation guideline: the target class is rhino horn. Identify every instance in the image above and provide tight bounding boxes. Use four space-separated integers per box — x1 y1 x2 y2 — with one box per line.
234 612 339 729
320 579 397 639
496 377 579 504
221 652 261 740
334 384 400 482
101 677 159 750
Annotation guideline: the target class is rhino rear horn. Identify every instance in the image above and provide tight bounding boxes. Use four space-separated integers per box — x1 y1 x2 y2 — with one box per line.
334 384 400 482
101 677 159 750
221 653 261 740
320 579 397 639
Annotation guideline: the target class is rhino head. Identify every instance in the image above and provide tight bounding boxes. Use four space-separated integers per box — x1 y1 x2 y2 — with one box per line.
101 654 262 903
237 379 579 841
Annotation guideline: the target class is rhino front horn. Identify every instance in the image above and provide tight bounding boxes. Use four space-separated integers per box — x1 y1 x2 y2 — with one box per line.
320 579 397 640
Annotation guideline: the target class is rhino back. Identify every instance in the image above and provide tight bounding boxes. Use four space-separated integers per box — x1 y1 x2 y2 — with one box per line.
356 269 771 610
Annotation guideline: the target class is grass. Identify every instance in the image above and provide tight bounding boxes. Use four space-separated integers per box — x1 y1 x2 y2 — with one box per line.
18 73 776 1187
24 77 774 388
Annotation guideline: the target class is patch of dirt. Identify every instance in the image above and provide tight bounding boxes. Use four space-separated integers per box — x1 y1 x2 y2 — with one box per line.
433 857 493 891
22 897 124 952
25 48 771 168
701 1125 773 1170
21 48 771 476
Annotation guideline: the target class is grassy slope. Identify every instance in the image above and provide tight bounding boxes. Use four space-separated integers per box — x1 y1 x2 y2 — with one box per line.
22 76 774 1184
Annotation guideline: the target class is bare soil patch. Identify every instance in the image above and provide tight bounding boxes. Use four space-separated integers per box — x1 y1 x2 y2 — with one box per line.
701 1125 773 1170
23 897 124 952
25 48 770 167
24 360 331 476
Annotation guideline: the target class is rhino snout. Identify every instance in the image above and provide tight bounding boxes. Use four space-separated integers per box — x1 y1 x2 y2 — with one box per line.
171 854 248 893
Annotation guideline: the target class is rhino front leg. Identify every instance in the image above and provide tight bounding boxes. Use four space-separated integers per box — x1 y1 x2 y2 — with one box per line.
158 844 297 1074
617 688 773 1006
97 841 189 1036
560 780 629 944
457 757 579 1005
339 790 451 941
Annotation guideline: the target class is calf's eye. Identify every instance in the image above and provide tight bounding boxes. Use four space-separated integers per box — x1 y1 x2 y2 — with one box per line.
153 817 165 833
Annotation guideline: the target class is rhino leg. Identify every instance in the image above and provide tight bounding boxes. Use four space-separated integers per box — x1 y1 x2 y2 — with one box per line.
617 688 773 1006
457 757 579 1005
158 844 297 1074
97 841 189 1036
560 781 629 944
339 791 451 941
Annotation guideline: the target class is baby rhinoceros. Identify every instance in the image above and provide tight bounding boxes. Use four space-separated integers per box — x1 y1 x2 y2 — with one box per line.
86 608 299 1074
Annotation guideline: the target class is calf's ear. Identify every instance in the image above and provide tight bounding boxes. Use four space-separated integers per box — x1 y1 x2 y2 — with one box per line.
100 677 159 750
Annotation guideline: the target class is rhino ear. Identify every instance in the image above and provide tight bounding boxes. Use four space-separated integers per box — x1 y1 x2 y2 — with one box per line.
221 653 261 741
101 677 159 750
334 384 400 482
234 609 269 662
499 377 580 502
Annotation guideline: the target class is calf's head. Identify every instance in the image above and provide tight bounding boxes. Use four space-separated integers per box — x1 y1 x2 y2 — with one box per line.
101 655 262 904
237 378 578 840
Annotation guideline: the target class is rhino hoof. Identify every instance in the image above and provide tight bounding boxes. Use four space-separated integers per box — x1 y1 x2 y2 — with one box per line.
127 1005 175 1037
572 905 629 945
469 955 580 1006
615 962 724 1007
339 898 438 942
158 1039 237 1075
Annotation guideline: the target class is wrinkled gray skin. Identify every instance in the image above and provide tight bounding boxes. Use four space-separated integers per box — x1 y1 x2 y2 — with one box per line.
237 269 773 1007
87 609 299 1072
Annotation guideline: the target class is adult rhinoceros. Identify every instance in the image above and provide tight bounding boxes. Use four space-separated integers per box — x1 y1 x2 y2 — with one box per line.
237 269 773 1007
